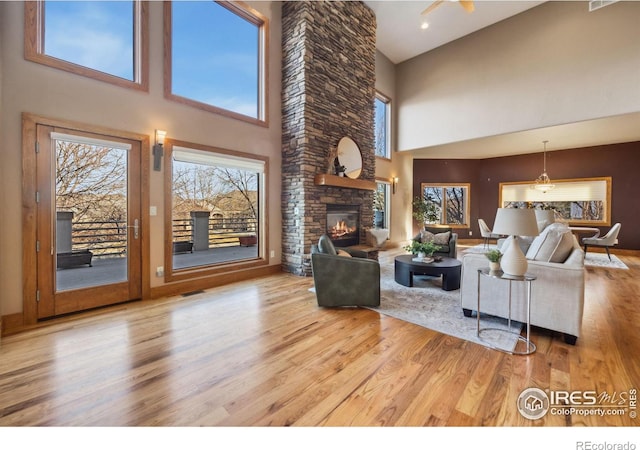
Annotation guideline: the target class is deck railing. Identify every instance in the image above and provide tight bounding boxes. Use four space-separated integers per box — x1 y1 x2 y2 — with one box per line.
70 216 257 258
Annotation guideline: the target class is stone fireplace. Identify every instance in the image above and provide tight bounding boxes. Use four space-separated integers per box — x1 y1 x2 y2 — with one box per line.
281 1 377 276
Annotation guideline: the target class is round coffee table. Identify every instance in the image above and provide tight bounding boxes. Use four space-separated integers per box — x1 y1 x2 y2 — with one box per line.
394 254 462 291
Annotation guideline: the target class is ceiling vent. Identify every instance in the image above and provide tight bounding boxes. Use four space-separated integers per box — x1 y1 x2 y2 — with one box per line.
589 0 619 12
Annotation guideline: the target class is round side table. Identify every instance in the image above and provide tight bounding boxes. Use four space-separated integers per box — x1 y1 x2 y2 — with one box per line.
476 268 536 355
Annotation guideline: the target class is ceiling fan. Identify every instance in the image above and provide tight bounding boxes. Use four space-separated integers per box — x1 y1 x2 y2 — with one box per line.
421 0 475 16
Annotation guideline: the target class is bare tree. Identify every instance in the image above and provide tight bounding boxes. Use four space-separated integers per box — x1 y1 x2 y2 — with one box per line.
213 168 258 219
172 162 258 229
55 141 126 222
445 187 465 224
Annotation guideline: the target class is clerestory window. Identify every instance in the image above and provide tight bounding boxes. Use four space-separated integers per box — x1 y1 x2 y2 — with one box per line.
165 1 268 125
374 92 391 159
24 0 148 91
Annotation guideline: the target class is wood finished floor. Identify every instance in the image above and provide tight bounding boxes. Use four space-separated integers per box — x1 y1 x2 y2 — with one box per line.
1 246 639 427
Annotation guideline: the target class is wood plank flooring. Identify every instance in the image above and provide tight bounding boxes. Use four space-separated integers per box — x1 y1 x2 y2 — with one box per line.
1 246 639 427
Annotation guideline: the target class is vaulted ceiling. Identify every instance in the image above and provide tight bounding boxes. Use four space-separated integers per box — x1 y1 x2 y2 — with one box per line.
364 0 640 158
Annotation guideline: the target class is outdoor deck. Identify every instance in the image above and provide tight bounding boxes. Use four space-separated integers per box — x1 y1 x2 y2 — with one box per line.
56 245 259 291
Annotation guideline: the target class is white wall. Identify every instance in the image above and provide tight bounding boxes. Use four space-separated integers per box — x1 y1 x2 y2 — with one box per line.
396 1 640 151
0 2 283 316
375 49 412 244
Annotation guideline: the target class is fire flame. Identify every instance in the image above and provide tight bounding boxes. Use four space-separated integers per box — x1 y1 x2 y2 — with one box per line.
330 219 356 238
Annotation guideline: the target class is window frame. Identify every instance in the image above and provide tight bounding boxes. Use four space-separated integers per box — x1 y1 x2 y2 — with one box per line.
499 177 612 226
164 138 269 283
24 0 149 91
164 1 269 127
374 91 391 160
374 180 391 230
419 183 471 229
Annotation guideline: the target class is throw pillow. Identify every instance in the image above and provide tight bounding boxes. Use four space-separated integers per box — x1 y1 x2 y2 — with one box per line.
433 231 451 246
549 231 575 263
337 249 352 257
420 230 450 246
526 223 571 262
420 230 435 243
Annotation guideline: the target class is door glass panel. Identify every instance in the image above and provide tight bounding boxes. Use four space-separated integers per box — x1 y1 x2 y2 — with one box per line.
55 135 130 291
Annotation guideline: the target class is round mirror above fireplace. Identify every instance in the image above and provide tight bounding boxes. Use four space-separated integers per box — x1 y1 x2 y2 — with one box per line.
337 137 362 179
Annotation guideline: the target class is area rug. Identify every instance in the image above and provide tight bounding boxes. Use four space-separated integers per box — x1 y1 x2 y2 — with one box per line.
462 244 628 269
583 252 629 269
363 263 522 351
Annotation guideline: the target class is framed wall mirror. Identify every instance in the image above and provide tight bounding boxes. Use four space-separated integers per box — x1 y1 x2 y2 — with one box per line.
499 177 612 226
337 137 362 179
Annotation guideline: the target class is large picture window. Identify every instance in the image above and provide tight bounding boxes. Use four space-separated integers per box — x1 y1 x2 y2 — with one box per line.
164 140 268 281
165 1 268 125
374 92 391 159
419 183 470 228
24 1 148 91
499 177 611 225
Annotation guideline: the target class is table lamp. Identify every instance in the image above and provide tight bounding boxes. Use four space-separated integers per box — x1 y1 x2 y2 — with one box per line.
492 208 539 277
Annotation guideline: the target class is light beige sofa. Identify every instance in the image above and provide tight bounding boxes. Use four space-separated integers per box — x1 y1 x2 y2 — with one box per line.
460 223 585 345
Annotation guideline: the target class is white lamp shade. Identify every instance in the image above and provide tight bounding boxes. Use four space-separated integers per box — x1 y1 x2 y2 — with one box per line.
492 208 539 237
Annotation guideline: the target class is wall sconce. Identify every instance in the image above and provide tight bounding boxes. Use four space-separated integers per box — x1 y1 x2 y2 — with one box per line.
392 177 399 194
153 129 166 171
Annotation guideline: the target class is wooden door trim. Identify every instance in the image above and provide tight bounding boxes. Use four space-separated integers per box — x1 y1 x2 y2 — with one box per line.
21 113 151 326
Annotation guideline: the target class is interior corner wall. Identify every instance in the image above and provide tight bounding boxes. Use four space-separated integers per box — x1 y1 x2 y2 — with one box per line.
281 1 376 275
374 49 407 245
397 1 640 151
413 141 640 250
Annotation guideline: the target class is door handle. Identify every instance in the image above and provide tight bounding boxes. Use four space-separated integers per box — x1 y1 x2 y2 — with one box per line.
128 219 139 239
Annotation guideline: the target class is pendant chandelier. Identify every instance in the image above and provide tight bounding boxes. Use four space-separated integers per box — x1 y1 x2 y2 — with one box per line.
531 140 555 193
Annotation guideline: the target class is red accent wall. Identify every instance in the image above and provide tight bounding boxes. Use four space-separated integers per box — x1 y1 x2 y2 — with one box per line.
413 141 640 249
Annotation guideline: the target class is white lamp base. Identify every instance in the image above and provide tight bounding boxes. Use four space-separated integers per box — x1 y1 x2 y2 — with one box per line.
500 235 528 277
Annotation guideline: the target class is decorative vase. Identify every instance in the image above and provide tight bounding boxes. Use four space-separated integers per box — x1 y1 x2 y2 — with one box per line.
417 251 426 259
490 261 501 272
501 235 528 277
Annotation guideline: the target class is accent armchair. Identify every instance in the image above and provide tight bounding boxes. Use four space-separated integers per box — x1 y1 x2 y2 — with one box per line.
311 234 380 307
582 223 621 261
478 218 502 249
412 226 458 258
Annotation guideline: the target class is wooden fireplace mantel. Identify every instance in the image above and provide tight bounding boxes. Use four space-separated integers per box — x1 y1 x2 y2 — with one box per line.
314 174 377 191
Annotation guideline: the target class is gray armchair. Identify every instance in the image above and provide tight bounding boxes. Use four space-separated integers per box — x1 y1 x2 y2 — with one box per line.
582 223 621 261
310 235 380 307
412 226 458 258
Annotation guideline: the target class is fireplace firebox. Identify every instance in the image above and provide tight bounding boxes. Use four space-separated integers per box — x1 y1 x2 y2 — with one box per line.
326 205 360 247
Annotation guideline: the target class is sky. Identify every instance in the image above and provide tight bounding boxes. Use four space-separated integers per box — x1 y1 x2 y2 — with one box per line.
44 0 259 119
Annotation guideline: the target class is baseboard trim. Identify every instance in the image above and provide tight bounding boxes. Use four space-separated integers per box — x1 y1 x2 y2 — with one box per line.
150 264 282 299
1 312 26 337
